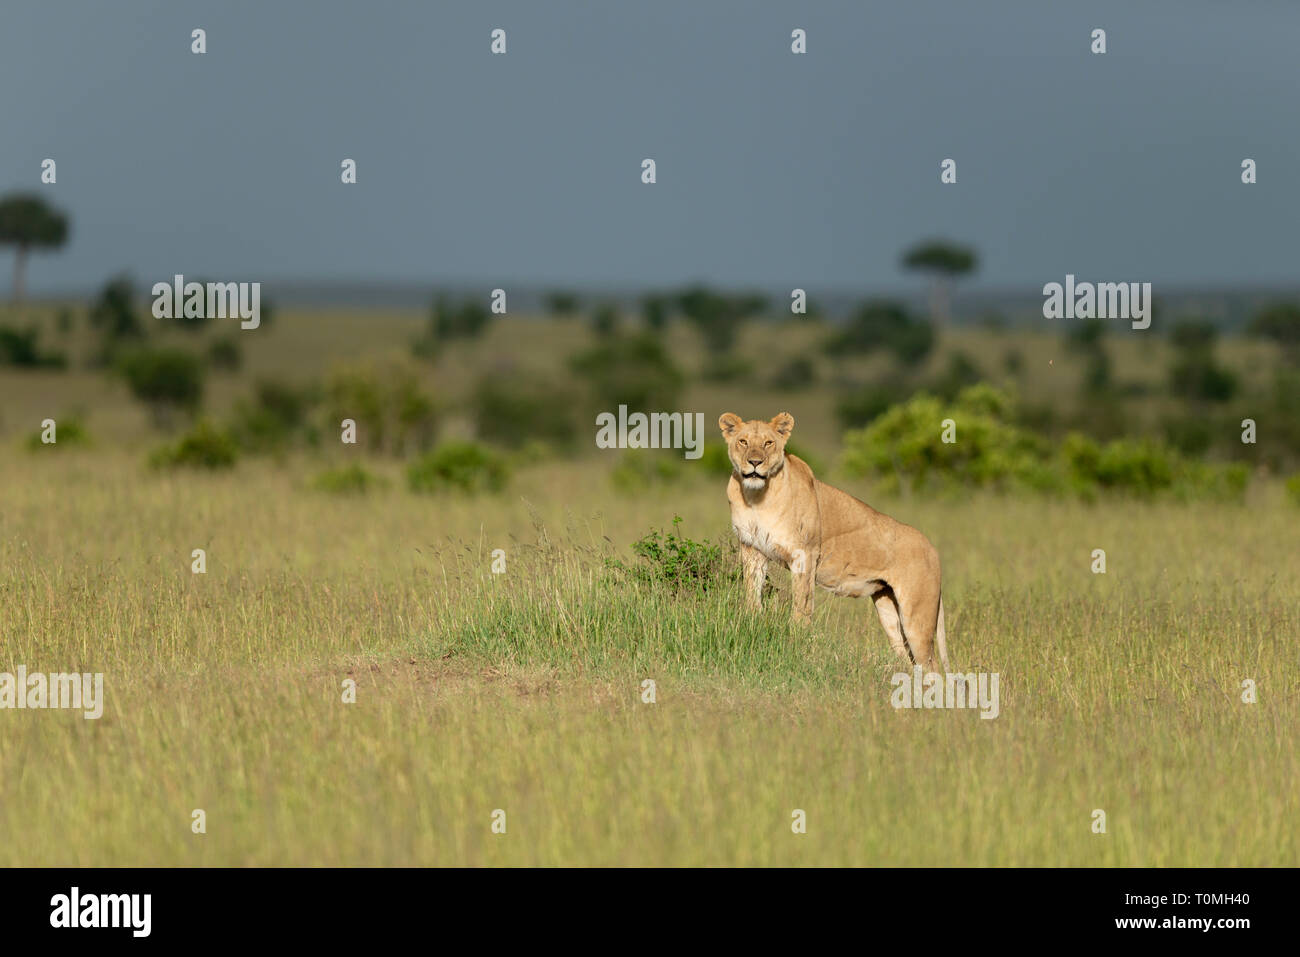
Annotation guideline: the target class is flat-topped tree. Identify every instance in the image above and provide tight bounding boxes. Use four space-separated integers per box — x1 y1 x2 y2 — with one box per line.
0 194 69 304
901 239 977 328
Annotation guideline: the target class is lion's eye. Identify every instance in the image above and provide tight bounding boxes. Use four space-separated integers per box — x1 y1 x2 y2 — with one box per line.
765 440 772 448
738 439 747 446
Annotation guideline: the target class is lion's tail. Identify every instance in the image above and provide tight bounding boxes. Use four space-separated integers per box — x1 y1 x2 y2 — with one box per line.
935 594 950 672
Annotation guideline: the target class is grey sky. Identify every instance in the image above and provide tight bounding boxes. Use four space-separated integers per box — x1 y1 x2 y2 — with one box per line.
2 0 1296 298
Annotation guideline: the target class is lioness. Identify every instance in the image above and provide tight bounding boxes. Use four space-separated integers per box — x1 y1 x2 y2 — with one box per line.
719 411 949 671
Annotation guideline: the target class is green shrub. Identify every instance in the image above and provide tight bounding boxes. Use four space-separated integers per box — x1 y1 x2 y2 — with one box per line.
324 357 438 456
590 302 619 337
697 441 733 476
606 516 735 594
835 381 910 430
700 353 754 383
149 420 238 469
768 355 817 391
610 451 685 493
676 286 764 354
118 347 205 420
1285 475 1300 507
230 378 318 453
545 291 581 316
641 294 669 331
430 295 492 341
842 385 1054 495
1248 303 1300 350
1168 319 1237 403
0 324 66 368
1170 357 1238 402
471 375 578 449
24 416 90 450
88 274 143 345
208 336 242 372
1063 434 1173 496
569 333 684 412
1162 415 1214 457
311 463 385 495
824 300 934 366
929 350 984 401
1002 348 1025 376
841 384 1246 501
408 441 509 494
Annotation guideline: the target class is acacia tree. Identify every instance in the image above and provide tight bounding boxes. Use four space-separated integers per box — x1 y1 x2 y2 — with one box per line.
0 194 69 303
901 240 977 327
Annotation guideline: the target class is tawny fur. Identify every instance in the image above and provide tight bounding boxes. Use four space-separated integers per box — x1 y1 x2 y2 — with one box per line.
719 411 950 672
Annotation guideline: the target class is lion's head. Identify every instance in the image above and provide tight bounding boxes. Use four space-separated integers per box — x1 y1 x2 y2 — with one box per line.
718 412 794 489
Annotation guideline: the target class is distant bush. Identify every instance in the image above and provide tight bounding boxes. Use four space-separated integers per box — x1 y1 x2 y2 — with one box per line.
1286 475 1300 507
835 381 910 430
324 357 438 456
697 442 732 476
24 416 90 450
700 353 754 383
1247 303 1300 350
208 336 242 372
471 375 578 449
1065 317 1107 352
569 333 684 412
545 291 581 316
432 295 492 341
610 451 685 493
1161 414 1214 457
824 300 934 366
929 350 984 401
408 441 509 494
149 420 238 469
768 355 817 391
230 378 319 453
676 285 765 354
118 347 205 421
1170 356 1238 402
641 294 669 331
590 302 619 337
410 332 440 362
841 384 1246 500
0 324 66 368
88 274 144 346
842 385 1056 495
311 463 385 495
1168 319 1237 403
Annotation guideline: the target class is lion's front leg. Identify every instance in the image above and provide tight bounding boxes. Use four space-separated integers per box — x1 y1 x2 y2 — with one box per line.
739 543 767 611
791 548 817 625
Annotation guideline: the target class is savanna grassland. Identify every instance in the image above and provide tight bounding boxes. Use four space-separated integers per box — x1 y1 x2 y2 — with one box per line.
1 306 1297 866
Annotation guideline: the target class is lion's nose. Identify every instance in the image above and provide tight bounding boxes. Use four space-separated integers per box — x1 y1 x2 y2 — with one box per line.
747 456 763 466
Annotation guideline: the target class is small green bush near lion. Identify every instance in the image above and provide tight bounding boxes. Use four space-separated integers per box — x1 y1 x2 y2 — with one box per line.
0 305 1295 867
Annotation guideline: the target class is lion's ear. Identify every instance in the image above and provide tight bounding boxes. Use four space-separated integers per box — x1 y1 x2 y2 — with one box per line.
771 412 794 438
719 413 742 437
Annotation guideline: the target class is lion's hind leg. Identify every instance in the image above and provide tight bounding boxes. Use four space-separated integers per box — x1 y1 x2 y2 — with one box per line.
894 581 942 672
872 588 910 662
